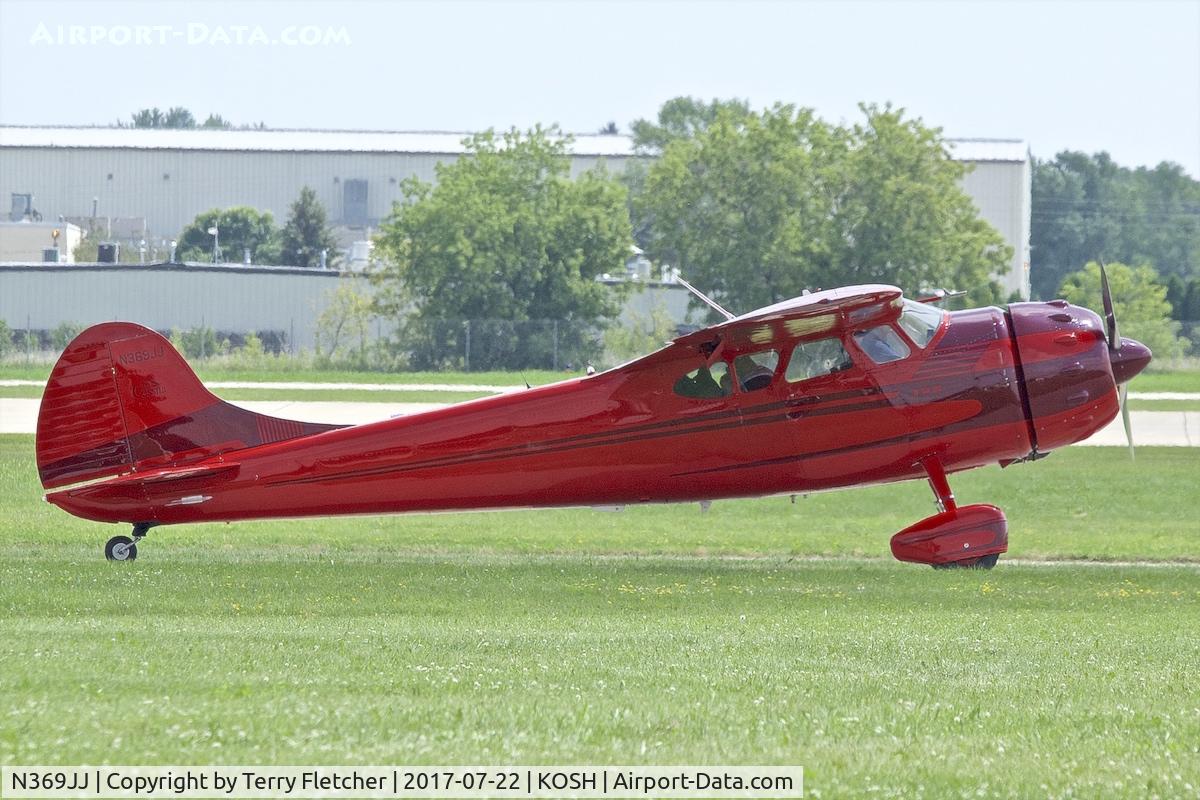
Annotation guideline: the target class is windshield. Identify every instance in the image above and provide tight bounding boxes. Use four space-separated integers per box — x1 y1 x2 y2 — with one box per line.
896 299 945 348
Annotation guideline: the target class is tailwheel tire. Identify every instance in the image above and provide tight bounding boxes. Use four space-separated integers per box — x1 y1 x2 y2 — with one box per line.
932 553 999 570
105 535 138 562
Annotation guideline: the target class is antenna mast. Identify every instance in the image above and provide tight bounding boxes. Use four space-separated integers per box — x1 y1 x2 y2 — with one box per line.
676 275 735 321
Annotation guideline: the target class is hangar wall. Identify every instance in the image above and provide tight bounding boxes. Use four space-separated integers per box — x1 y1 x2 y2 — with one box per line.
0 263 691 351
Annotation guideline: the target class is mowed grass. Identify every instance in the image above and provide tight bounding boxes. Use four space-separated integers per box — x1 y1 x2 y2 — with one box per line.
1 435 1198 798
3 436 1196 561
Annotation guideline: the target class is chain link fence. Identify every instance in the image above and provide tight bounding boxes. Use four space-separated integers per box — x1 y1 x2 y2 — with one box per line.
0 316 670 373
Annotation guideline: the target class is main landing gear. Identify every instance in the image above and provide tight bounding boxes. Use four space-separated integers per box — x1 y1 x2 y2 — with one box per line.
104 522 154 562
890 458 1008 570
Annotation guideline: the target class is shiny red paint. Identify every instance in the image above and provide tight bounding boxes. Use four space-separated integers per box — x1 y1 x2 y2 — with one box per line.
36 284 1152 567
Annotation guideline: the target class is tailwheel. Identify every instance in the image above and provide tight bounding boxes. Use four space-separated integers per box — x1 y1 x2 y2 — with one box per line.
104 535 137 562
932 553 999 570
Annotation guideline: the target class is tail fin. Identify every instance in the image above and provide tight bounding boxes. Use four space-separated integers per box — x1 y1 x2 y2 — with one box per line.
36 322 342 489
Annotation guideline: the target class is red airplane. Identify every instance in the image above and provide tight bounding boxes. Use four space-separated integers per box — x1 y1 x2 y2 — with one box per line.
36 270 1150 567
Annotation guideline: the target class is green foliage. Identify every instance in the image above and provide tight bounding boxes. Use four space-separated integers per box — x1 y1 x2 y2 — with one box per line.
1031 153 1200 299
172 326 219 359
603 300 677 366
50 321 82 351
201 114 232 129
1058 261 1189 363
0 320 13 359
635 101 1009 315
177 207 280 264
129 106 196 129
373 126 632 370
280 187 340 269
315 280 376 365
627 97 753 251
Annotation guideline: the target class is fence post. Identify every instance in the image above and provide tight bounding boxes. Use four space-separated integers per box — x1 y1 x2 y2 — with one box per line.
553 320 559 371
464 320 471 371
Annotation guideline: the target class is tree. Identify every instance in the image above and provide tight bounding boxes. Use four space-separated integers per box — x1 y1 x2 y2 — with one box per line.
129 108 165 128
598 121 619 135
636 101 1009 315
627 97 753 251
828 104 1010 307
177 207 280 264
202 114 233 129
315 279 375 364
280 187 340 268
630 96 752 154
373 126 632 370
129 106 197 129
1058 261 1188 363
0 319 14 359
164 106 196 128
1031 152 1200 299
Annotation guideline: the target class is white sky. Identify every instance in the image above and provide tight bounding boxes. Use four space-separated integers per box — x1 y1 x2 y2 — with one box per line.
1 0 1197 175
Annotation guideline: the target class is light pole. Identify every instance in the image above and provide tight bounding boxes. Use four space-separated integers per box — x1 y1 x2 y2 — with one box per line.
207 225 220 263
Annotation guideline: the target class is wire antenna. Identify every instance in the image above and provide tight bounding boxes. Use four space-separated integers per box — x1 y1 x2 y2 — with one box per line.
676 275 735 321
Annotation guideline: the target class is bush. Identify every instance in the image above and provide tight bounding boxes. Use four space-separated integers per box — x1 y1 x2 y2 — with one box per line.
50 322 83 351
0 320 14 359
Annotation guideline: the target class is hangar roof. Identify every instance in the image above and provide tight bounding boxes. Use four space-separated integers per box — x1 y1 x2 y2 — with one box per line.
946 138 1029 163
0 126 636 157
0 126 1028 163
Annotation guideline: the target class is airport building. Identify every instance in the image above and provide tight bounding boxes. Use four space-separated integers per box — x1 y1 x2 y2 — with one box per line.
0 126 1030 346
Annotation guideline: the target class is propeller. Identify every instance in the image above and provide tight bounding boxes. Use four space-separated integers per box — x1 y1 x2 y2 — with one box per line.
1120 383 1134 460
1099 259 1120 353
1099 260 1134 458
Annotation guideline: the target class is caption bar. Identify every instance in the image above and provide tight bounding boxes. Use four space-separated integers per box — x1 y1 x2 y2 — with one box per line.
1 767 803 799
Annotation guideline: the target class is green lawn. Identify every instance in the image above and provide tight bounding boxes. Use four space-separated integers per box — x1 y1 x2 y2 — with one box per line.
1128 369 1200 393
1 436 1198 797
1128 399 1200 412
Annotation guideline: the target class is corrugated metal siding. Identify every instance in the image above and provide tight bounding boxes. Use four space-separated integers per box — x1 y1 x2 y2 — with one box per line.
960 159 1031 299
0 147 632 234
0 264 345 348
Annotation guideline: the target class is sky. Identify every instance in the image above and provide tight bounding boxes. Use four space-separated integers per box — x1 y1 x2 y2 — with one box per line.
0 0 1197 175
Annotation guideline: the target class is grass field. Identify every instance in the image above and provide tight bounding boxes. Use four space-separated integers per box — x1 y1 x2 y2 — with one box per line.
1 435 1198 797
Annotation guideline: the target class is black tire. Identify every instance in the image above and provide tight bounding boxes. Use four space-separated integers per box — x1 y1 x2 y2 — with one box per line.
104 535 138 562
932 553 999 570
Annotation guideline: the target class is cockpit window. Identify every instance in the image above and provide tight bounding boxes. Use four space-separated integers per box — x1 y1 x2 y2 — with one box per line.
674 361 732 399
733 350 780 392
854 325 910 364
785 337 853 383
897 299 945 348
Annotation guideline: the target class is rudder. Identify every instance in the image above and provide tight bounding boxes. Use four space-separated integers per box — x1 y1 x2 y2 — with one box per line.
37 323 341 489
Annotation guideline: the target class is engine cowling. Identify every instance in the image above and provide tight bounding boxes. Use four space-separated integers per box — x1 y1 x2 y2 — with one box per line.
890 504 1008 567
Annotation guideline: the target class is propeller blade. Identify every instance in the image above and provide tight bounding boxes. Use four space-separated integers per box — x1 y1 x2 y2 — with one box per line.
1120 383 1134 460
1099 260 1120 352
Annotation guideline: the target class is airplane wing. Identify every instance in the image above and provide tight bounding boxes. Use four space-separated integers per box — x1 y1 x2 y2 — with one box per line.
671 284 903 356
